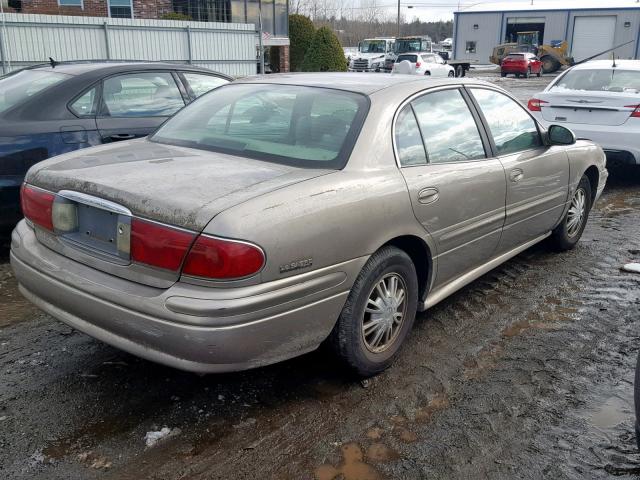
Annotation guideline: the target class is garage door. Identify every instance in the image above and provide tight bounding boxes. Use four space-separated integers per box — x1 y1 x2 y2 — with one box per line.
572 16 616 62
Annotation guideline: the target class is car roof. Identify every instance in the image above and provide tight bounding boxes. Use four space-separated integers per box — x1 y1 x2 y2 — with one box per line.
19 62 232 79
571 59 640 71
235 73 476 95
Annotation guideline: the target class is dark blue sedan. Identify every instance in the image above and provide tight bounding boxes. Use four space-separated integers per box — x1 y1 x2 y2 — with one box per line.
0 62 230 231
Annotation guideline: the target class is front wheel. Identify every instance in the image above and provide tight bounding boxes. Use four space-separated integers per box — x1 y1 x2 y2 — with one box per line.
329 246 418 377
448 70 455 77
550 175 592 251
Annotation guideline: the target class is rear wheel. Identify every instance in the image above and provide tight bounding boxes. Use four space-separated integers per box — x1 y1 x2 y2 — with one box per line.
329 246 418 377
537 68 542 77
501 72 507 77
550 175 592 251
524 67 531 78
541 55 561 74
424 71 431 76
448 70 455 77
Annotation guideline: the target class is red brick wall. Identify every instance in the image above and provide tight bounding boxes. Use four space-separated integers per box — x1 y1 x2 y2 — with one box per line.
17 0 173 19
279 45 289 73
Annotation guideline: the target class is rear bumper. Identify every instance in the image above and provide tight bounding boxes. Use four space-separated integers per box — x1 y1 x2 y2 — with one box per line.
501 66 528 74
11 221 363 373
0 175 23 231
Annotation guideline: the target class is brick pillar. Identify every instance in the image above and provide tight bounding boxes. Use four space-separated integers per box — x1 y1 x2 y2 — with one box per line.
279 45 290 73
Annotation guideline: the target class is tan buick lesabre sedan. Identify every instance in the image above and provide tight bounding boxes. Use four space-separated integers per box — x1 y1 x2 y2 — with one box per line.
11 74 608 376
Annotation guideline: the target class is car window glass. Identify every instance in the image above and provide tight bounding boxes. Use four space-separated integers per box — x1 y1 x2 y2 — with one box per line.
470 88 542 155
152 84 367 168
0 70 68 114
398 54 418 63
102 72 184 117
70 87 98 116
395 105 427 166
411 89 486 164
551 69 640 93
183 73 228 98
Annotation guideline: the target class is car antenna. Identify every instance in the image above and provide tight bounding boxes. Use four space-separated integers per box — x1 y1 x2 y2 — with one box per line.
49 57 58 68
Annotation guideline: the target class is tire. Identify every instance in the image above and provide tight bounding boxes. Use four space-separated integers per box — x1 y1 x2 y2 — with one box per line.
635 351 640 450
550 175 592 251
537 68 542 77
448 70 455 77
424 71 431 76
329 246 419 377
540 55 561 74
524 67 531 79
501 72 507 77
515 73 520 78
455 65 464 77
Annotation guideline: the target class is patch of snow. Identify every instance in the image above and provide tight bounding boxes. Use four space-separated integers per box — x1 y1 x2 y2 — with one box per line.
622 263 640 274
144 427 180 447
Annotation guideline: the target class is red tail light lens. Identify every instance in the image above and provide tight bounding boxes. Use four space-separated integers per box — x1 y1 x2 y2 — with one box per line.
415 61 421 67
182 235 265 280
527 98 548 112
20 184 54 231
625 105 640 118
130 218 196 271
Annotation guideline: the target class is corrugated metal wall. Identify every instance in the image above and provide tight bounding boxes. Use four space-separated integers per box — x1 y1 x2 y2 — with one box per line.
454 8 640 63
0 13 257 77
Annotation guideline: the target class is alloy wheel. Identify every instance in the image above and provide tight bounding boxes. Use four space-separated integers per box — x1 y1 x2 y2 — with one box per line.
362 273 408 353
567 187 587 237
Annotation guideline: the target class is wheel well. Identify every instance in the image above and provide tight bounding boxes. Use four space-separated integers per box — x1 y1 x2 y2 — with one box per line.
584 166 599 205
383 236 432 304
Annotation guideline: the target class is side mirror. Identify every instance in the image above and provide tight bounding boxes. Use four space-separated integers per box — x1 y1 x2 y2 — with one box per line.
548 124 576 145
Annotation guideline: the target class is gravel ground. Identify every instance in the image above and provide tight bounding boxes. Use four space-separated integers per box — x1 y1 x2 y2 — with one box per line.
1 71 640 480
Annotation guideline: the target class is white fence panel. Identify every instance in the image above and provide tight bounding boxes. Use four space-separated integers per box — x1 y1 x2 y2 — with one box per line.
0 13 257 77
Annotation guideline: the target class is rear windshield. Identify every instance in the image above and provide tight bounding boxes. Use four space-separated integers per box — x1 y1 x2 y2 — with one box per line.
0 69 69 113
506 54 525 58
551 68 640 93
397 55 418 63
151 84 369 169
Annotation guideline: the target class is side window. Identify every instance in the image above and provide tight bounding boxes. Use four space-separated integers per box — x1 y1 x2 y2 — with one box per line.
411 89 486 164
395 106 427 166
183 73 228 98
70 86 98 116
101 72 185 117
470 88 542 155
466 41 477 54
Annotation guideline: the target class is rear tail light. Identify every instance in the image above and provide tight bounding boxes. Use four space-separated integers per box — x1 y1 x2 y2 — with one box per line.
415 61 421 67
130 218 196 271
20 184 54 231
182 235 265 280
625 105 640 118
527 98 548 112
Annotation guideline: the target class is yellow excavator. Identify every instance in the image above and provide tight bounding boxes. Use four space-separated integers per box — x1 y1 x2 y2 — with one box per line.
490 31 571 73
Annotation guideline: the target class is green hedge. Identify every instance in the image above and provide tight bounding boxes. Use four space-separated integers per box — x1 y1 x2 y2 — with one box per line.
289 15 315 72
301 26 347 72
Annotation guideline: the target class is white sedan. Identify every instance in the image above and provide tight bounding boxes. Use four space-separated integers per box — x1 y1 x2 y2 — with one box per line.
392 52 455 77
528 59 640 166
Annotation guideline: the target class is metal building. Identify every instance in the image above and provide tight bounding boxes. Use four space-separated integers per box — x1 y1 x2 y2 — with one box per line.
452 0 640 64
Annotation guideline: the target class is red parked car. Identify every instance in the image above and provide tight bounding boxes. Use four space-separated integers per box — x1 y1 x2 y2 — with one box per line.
501 53 542 78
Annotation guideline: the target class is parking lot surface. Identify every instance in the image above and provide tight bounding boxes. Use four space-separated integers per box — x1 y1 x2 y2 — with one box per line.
1 72 640 480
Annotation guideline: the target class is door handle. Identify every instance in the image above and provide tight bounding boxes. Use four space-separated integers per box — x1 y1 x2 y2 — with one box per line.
509 168 524 183
417 187 439 204
109 134 136 141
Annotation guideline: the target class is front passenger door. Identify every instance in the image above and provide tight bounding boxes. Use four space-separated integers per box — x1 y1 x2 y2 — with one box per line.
96 71 186 143
397 88 507 288
467 87 569 252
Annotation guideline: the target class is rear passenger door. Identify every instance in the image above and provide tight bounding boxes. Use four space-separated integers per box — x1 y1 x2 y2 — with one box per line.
396 87 507 287
96 71 187 143
467 87 569 252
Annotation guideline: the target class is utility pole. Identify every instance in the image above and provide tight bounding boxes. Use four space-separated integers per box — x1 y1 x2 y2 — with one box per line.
258 0 265 75
397 0 401 37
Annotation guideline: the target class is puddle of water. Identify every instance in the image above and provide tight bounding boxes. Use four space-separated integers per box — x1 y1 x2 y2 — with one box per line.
315 443 383 480
366 443 400 463
589 396 631 430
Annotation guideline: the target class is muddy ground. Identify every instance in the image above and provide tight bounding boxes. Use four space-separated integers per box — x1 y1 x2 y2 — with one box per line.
1 72 640 480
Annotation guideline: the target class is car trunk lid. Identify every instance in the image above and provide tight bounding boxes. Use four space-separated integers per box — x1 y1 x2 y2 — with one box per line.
538 90 639 126
24 139 332 286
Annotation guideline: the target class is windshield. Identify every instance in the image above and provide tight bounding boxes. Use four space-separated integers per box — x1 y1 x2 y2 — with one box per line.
395 39 431 53
360 40 386 53
0 69 69 113
551 69 640 93
151 84 369 169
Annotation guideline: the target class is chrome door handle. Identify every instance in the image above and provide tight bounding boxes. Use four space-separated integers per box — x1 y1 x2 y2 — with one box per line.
509 169 524 183
418 187 439 204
